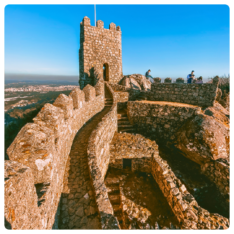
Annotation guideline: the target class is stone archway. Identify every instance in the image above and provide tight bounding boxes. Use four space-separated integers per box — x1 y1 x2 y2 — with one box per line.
103 63 109 81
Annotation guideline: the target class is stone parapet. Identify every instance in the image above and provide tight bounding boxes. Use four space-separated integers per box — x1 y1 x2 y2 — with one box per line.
5 83 105 229
127 100 201 141
87 82 119 229
148 80 219 107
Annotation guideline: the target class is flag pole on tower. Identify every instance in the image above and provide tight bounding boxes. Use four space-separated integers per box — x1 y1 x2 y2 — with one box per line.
94 5 96 26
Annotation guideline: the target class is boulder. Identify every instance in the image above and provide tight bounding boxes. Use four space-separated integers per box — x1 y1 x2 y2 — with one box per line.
121 77 141 90
174 113 229 165
204 102 229 126
125 74 151 90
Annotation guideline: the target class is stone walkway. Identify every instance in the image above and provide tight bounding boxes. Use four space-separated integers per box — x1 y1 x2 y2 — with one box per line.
59 95 112 229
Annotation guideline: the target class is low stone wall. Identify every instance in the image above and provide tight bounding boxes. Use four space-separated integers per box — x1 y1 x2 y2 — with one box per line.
87 82 119 229
112 133 229 229
109 132 153 173
145 77 219 107
151 151 229 229
201 160 229 204
5 81 105 229
127 100 201 141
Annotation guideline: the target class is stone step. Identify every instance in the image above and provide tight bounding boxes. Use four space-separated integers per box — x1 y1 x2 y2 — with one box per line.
109 194 120 204
112 204 122 213
118 128 135 133
105 177 120 185
118 120 131 125
106 184 119 193
118 124 133 128
117 116 128 120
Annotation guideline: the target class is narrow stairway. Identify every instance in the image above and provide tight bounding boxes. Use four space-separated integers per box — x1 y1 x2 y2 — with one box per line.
105 97 113 107
105 172 123 229
117 109 135 133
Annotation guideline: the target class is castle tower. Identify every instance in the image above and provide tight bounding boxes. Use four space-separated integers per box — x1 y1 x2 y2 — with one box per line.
79 16 122 89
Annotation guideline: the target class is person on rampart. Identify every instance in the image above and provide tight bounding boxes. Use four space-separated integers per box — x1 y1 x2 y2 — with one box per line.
145 69 154 83
187 70 195 83
196 76 203 84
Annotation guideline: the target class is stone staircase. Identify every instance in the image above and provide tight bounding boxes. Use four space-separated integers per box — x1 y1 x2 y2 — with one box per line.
117 110 135 133
105 176 123 229
105 97 113 107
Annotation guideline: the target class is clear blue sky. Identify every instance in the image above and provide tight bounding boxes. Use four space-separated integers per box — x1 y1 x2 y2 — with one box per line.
5 4 229 79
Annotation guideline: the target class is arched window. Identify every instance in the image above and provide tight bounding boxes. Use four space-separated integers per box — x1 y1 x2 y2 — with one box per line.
103 63 109 81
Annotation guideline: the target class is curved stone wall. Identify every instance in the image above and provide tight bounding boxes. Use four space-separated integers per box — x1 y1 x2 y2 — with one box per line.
127 100 201 141
5 81 105 229
87 82 119 229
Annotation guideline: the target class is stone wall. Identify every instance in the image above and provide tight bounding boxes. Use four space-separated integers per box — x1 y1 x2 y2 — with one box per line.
201 160 229 204
79 16 122 89
144 77 219 107
111 133 229 229
151 151 229 229
5 81 105 229
109 132 153 173
87 82 119 229
127 100 201 141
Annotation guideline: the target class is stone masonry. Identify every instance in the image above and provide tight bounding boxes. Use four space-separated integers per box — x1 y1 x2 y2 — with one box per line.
5 80 105 229
79 16 122 89
127 100 201 141
145 76 220 107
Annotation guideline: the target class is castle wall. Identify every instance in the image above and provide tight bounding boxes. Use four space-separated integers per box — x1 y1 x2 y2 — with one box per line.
79 17 122 89
5 81 105 229
87 82 119 229
127 100 201 141
146 81 219 107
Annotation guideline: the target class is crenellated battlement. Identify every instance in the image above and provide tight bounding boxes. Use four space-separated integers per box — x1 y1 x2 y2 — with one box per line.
79 17 123 89
81 16 121 31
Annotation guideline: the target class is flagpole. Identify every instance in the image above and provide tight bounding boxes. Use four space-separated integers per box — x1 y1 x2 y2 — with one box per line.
94 5 96 26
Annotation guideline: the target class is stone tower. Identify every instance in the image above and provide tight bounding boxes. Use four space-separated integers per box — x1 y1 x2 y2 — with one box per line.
79 16 122 89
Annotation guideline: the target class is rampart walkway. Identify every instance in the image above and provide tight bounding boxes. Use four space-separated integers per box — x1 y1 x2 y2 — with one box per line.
59 92 112 229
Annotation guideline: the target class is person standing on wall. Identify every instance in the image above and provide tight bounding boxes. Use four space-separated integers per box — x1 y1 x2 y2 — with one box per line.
145 69 154 83
187 70 195 83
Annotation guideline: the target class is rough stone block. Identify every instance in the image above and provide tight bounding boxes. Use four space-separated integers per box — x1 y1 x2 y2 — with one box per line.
5 160 42 229
69 87 85 109
109 22 116 31
7 123 56 184
33 103 65 138
96 20 104 28
83 16 90 26
53 94 73 119
83 84 96 102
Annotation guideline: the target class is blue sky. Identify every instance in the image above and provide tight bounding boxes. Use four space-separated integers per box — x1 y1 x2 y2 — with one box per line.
5 4 229 79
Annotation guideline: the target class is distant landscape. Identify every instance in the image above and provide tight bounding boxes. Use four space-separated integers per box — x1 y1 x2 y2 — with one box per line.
4 74 79 160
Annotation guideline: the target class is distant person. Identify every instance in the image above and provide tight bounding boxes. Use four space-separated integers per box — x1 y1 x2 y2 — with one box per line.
145 69 154 83
187 70 195 84
196 76 203 84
